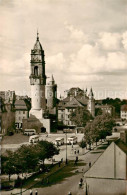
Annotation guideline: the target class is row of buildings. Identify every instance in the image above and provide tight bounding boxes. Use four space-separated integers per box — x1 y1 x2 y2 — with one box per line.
0 33 127 134
0 87 116 133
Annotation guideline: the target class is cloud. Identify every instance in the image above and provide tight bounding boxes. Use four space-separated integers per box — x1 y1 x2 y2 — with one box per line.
98 32 121 50
64 22 88 42
46 52 66 73
122 31 127 50
69 43 127 74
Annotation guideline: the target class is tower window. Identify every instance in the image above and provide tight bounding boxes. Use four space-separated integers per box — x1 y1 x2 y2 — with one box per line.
34 66 38 76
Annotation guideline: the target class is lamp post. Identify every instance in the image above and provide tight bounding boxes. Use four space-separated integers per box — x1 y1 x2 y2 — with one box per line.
65 129 68 164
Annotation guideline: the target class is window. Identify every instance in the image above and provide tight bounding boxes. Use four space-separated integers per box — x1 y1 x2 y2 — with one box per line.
34 66 38 76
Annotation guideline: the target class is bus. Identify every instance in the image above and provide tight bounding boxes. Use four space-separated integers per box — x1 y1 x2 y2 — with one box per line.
67 136 77 145
55 137 64 146
29 135 40 143
24 129 36 136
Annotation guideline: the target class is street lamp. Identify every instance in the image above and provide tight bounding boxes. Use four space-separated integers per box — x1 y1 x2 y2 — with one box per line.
65 129 68 164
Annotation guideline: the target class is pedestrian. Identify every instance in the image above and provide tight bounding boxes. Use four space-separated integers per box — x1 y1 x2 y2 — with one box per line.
35 189 38 195
80 178 83 183
89 162 91 168
77 149 79 154
61 158 63 163
68 191 72 195
79 181 82 188
58 161 61 167
74 149 76 154
30 189 33 195
76 156 78 162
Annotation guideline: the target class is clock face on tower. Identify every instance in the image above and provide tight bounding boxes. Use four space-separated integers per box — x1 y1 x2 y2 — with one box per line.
31 55 41 62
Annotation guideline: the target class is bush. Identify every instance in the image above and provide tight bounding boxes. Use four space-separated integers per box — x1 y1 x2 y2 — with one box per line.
7 131 14 136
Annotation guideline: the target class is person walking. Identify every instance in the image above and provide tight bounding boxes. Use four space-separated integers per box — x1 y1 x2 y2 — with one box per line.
30 189 33 195
89 162 91 168
35 189 38 195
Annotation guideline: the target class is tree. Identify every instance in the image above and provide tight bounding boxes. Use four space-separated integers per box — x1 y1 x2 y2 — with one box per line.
95 108 103 116
16 144 39 173
2 150 16 181
36 140 59 165
70 107 93 127
79 140 86 154
83 114 115 147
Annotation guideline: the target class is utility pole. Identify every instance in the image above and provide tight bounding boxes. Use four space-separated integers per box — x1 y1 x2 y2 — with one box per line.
66 130 68 164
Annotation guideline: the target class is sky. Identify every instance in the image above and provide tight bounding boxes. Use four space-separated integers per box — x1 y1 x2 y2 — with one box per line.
0 0 127 99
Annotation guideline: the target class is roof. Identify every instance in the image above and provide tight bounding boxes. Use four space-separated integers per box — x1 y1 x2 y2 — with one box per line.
33 32 43 51
58 95 88 110
76 96 88 105
65 97 84 108
121 104 127 111
96 104 113 109
15 100 27 110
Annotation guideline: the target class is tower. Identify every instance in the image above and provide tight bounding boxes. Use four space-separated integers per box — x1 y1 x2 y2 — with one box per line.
29 32 46 111
88 88 95 117
84 88 87 97
46 75 57 110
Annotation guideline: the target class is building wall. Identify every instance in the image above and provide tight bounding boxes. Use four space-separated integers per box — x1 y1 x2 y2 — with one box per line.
15 110 28 129
86 178 127 195
0 104 15 134
31 84 45 110
64 108 75 125
121 111 127 120
116 144 126 179
58 109 65 122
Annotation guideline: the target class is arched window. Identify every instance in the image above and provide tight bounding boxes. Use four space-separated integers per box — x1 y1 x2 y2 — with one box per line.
34 66 38 76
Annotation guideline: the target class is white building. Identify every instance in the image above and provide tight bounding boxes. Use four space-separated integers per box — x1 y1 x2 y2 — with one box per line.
95 104 115 116
121 104 127 120
15 100 29 129
85 134 127 195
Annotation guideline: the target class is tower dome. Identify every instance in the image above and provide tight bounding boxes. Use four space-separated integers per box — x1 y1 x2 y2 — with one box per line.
33 31 43 51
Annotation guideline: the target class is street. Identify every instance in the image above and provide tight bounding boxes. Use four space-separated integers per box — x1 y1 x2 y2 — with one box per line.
1 136 107 195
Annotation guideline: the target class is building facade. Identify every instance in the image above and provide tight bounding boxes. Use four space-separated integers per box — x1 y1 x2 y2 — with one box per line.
121 104 127 120
95 104 115 116
0 90 15 104
58 87 95 126
15 100 29 129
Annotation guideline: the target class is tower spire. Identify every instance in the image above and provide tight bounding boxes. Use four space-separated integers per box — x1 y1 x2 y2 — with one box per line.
37 29 39 41
51 74 54 82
